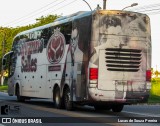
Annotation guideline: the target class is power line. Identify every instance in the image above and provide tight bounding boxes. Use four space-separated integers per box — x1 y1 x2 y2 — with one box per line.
3 0 59 26
145 11 160 15
3 0 67 27
7 1 160 27
138 8 160 13
135 8 160 15
127 3 160 15
14 0 79 27
129 3 160 11
48 0 79 15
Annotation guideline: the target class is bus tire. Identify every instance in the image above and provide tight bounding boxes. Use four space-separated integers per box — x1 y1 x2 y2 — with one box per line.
16 86 25 102
53 87 62 109
111 104 124 112
64 88 73 111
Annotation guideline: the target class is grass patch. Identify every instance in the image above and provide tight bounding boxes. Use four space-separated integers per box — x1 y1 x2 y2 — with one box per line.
0 85 8 92
148 94 160 103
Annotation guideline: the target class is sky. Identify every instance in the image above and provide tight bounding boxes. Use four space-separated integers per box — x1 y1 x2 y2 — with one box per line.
0 0 160 70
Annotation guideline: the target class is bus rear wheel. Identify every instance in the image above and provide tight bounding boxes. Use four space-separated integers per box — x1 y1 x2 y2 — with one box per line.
64 88 73 110
111 104 124 112
53 87 62 109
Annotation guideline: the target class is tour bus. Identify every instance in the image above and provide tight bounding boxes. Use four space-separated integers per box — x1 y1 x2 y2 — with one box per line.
3 9 151 112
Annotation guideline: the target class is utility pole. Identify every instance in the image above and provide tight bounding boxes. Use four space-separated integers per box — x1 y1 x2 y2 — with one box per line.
103 0 107 10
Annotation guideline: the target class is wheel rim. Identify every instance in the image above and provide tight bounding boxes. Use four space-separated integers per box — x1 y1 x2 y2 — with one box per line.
55 92 60 106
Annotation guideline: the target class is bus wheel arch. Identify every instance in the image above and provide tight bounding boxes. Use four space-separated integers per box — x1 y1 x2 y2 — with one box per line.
63 84 74 110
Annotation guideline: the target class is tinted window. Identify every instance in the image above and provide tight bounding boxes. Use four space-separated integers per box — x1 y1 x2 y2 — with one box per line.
50 22 72 45
41 28 50 48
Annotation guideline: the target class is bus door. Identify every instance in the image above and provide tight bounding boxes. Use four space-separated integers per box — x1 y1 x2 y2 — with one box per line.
3 51 15 96
8 53 15 95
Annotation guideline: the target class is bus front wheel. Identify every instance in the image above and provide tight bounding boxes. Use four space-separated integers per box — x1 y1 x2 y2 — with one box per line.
53 87 62 109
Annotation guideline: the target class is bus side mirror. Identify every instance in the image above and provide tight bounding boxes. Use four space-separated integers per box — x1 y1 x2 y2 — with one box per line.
2 51 13 68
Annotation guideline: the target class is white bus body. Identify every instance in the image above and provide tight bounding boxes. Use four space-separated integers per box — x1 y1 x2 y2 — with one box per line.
4 10 151 112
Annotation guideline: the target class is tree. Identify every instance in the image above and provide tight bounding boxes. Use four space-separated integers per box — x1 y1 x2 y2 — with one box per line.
0 14 59 85
35 14 60 26
154 70 160 78
0 14 60 71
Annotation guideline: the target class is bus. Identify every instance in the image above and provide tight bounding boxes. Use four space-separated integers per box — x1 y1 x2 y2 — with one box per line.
2 9 151 112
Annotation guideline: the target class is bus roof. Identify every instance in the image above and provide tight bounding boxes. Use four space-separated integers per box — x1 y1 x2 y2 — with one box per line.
15 11 93 38
14 10 148 38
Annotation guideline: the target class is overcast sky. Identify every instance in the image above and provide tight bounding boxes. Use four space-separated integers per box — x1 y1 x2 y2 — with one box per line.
0 0 160 70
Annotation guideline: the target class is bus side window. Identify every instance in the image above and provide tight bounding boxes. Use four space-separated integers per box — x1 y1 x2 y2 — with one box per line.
65 34 71 44
9 36 21 77
62 22 72 44
9 50 16 77
41 28 50 48
46 22 72 46
54 22 72 45
36 30 43 39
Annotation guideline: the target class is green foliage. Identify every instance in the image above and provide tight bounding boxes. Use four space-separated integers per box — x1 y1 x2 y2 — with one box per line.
35 14 59 26
148 78 160 103
0 85 8 91
151 78 160 96
0 14 60 70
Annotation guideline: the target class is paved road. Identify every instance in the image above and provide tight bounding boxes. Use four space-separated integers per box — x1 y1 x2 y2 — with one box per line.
0 92 159 126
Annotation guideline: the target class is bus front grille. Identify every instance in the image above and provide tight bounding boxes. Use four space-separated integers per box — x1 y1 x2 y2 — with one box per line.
105 48 141 72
